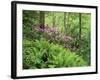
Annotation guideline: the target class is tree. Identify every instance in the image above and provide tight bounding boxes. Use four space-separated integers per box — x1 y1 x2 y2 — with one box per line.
79 13 82 40
40 11 45 29
64 12 67 34
52 12 56 27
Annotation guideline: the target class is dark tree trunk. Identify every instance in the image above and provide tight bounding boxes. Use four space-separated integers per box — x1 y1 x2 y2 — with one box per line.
64 12 67 34
40 11 45 29
79 13 82 40
52 12 56 27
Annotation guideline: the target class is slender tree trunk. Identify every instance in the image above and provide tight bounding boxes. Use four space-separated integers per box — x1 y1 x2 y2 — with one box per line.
64 12 67 34
52 12 56 27
79 13 82 40
78 13 82 54
40 11 45 29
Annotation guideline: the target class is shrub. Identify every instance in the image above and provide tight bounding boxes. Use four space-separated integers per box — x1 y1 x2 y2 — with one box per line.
23 38 87 69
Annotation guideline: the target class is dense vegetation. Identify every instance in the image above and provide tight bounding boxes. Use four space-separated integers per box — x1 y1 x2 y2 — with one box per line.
23 10 91 69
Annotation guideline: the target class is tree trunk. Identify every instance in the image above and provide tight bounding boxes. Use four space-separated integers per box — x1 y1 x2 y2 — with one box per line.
40 11 45 29
52 12 56 27
79 13 82 40
78 13 82 54
64 12 67 34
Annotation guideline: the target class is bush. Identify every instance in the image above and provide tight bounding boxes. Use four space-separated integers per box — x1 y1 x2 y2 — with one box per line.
23 38 87 69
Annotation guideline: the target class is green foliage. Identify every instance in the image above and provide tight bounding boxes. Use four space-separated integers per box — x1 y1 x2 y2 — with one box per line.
77 37 91 65
23 10 91 69
23 39 87 69
23 10 40 39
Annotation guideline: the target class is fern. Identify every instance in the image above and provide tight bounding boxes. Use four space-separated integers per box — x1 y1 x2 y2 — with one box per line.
23 39 87 69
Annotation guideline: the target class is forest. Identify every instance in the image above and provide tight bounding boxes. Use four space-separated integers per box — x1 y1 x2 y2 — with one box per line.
23 10 91 69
